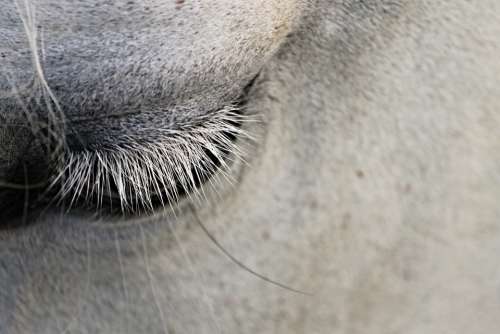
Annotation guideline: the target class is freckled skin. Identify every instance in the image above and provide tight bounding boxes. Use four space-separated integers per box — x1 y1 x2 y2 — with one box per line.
2 1 500 333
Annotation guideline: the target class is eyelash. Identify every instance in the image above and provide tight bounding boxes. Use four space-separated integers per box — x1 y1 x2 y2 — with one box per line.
48 106 253 214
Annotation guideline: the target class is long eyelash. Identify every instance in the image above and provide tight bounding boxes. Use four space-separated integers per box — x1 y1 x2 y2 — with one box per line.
48 106 255 214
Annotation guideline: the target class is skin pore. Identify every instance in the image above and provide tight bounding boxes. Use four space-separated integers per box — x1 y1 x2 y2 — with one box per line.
2 1 500 333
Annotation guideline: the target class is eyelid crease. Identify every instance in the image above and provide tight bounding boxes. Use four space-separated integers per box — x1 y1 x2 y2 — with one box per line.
48 106 256 214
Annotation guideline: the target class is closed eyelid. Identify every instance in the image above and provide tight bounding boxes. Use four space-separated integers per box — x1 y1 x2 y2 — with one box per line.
48 106 253 214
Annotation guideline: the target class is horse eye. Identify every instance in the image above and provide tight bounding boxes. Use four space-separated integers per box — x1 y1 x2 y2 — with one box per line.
48 106 251 215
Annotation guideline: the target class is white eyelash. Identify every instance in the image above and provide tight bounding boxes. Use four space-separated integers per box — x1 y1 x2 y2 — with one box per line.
49 106 254 213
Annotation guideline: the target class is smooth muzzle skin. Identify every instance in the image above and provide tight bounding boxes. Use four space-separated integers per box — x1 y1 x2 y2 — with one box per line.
2 1 500 333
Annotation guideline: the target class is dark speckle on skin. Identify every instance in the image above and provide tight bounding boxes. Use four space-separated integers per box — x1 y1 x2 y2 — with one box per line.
341 213 351 231
175 0 185 9
356 170 365 179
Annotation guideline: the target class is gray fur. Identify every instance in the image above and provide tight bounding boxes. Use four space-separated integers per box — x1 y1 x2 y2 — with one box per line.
2 0 500 333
